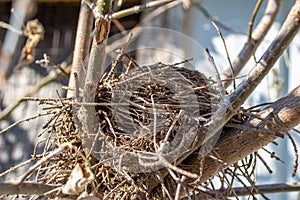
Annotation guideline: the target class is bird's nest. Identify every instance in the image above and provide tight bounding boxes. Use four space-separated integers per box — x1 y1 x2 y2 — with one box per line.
89 61 218 171
28 56 224 198
1 50 298 199
3 55 265 199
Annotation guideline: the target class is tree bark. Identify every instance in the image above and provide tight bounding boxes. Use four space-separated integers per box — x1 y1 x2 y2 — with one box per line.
67 0 93 98
179 0 300 169
199 85 300 182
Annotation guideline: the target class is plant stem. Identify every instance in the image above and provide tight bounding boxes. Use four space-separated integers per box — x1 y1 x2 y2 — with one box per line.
67 0 93 98
97 0 112 15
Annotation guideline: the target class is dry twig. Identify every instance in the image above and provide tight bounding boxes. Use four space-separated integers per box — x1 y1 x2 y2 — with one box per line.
222 0 281 88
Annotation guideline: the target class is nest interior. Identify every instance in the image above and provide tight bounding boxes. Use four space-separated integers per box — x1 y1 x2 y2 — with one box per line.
95 62 216 152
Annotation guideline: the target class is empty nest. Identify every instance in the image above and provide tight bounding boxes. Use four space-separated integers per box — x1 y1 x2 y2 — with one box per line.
35 58 222 199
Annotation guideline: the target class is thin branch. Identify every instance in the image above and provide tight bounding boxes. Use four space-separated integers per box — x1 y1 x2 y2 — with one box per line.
107 0 181 53
15 143 72 185
0 112 50 135
0 158 33 178
0 181 87 198
292 127 300 135
225 122 284 137
261 147 284 163
235 163 270 199
0 21 23 35
175 176 186 200
211 21 236 89
0 182 57 196
193 4 242 35
185 182 300 199
205 48 226 97
248 0 264 41
256 152 273 173
36 54 68 77
111 0 174 19
226 182 300 197
287 132 298 177
226 0 299 116
222 0 281 88
67 0 93 98
191 0 299 148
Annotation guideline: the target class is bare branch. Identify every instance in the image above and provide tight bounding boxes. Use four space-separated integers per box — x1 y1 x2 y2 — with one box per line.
222 0 281 88
188 0 300 148
247 0 264 41
111 0 174 19
107 0 181 53
193 4 242 34
16 143 72 185
67 0 93 98
0 112 50 135
185 182 300 199
286 132 299 177
0 21 23 35
229 182 300 197
211 21 236 89
80 1 112 148
0 182 57 196
200 85 300 182
148 2 300 192
227 0 300 114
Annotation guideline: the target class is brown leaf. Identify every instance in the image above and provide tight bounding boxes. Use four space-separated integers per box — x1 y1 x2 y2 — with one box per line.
17 19 44 69
62 163 95 195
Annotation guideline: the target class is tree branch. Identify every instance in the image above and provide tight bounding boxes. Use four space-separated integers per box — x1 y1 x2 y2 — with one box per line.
199 84 300 182
178 0 299 169
179 0 300 183
80 1 112 146
227 182 300 197
227 0 300 114
107 0 181 53
67 0 93 98
247 0 264 41
222 0 281 88
0 182 57 196
111 0 174 19
0 182 80 198
184 182 300 199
